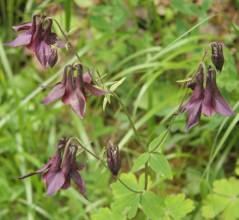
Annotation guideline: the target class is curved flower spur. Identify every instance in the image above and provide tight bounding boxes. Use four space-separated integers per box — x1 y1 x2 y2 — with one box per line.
5 15 64 68
19 138 86 196
42 64 108 118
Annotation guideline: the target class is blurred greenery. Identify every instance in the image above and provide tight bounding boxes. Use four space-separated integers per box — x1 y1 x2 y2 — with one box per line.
0 0 238 219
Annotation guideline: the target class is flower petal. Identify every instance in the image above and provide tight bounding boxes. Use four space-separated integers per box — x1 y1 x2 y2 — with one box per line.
84 83 108 96
72 171 86 196
13 22 32 31
83 72 92 84
202 79 215 117
215 94 234 116
35 41 51 67
5 32 32 47
185 101 202 131
46 171 65 196
42 83 65 104
67 91 86 118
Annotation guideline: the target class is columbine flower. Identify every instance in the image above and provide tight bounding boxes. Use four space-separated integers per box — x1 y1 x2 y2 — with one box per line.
42 65 108 118
61 145 86 196
182 65 234 130
19 138 86 196
106 144 121 176
202 66 234 116
5 15 64 68
211 42 224 72
181 65 205 130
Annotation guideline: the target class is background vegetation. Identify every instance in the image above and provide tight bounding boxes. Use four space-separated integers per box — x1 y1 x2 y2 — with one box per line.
0 0 239 219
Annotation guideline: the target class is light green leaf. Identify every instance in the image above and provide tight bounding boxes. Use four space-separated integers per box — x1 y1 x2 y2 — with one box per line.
149 153 173 179
91 207 125 220
148 130 168 152
141 191 164 220
164 194 194 219
111 173 142 219
132 153 150 172
202 178 239 219
110 77 126 92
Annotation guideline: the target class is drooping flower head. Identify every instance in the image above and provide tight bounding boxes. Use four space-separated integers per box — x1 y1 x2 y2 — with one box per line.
42 64 108 118
19 138 86 196
181 65 205 130
202 66 234 117
5 15 64 68
211 42 224 72
182 64 233 131
106 144 121 176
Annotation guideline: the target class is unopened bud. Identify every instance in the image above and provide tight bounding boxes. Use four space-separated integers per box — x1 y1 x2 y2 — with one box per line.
211 42 224 71
106 145 121 176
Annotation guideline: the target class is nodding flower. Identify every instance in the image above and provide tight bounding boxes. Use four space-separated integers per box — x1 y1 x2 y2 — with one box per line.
106 144 121 176
5 15 64 68
211 42 224 72
181 65 233 131
19 138 86 196
181 65 205 131
42 64 108 118
202 66 234 117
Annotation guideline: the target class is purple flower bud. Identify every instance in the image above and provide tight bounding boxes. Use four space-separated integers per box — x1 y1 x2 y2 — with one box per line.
211 42 224 72
107 145 121 176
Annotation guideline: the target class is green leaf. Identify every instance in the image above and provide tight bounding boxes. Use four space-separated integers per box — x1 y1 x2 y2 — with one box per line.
111 173 142 219
148 130 168 152
164 194 194 219
202 178 239 220
91 207 125 220
149 153 173 179
64 0 72 32
132 153 150 172
141 191 164 220
110 77 126 92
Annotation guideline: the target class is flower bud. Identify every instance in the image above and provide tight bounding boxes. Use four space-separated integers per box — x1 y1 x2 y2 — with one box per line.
211 42 224 71
106 145 121 176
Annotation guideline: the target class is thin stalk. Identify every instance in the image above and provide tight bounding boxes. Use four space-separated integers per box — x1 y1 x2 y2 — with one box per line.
51 18 81 62
72 137 143 194
144 162 149 190
117 178 142 194
112 92 143 147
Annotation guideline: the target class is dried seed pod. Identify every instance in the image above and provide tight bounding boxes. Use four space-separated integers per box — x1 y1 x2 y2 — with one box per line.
211 42 224 71
106 145 121 176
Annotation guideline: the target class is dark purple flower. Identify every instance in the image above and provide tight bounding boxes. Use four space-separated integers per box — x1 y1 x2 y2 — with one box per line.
107 144 121 176
181 66 205 131
42 65 108 118
202 67 234 116
61 146 86 196
5 15 64 68
211 42 224 72
182 65 234 130
19 138 86 196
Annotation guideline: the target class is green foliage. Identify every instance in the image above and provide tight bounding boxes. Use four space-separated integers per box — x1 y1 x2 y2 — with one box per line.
92 175 194 220
0 0 238 219
149 153 173 179
90 0 128 32
202 178 239 219
111 173 143 218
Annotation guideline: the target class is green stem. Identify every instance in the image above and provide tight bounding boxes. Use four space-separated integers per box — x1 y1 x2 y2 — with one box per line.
144 162 149 190
51 18 81 62
72 137 143 194
112 92 142 146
